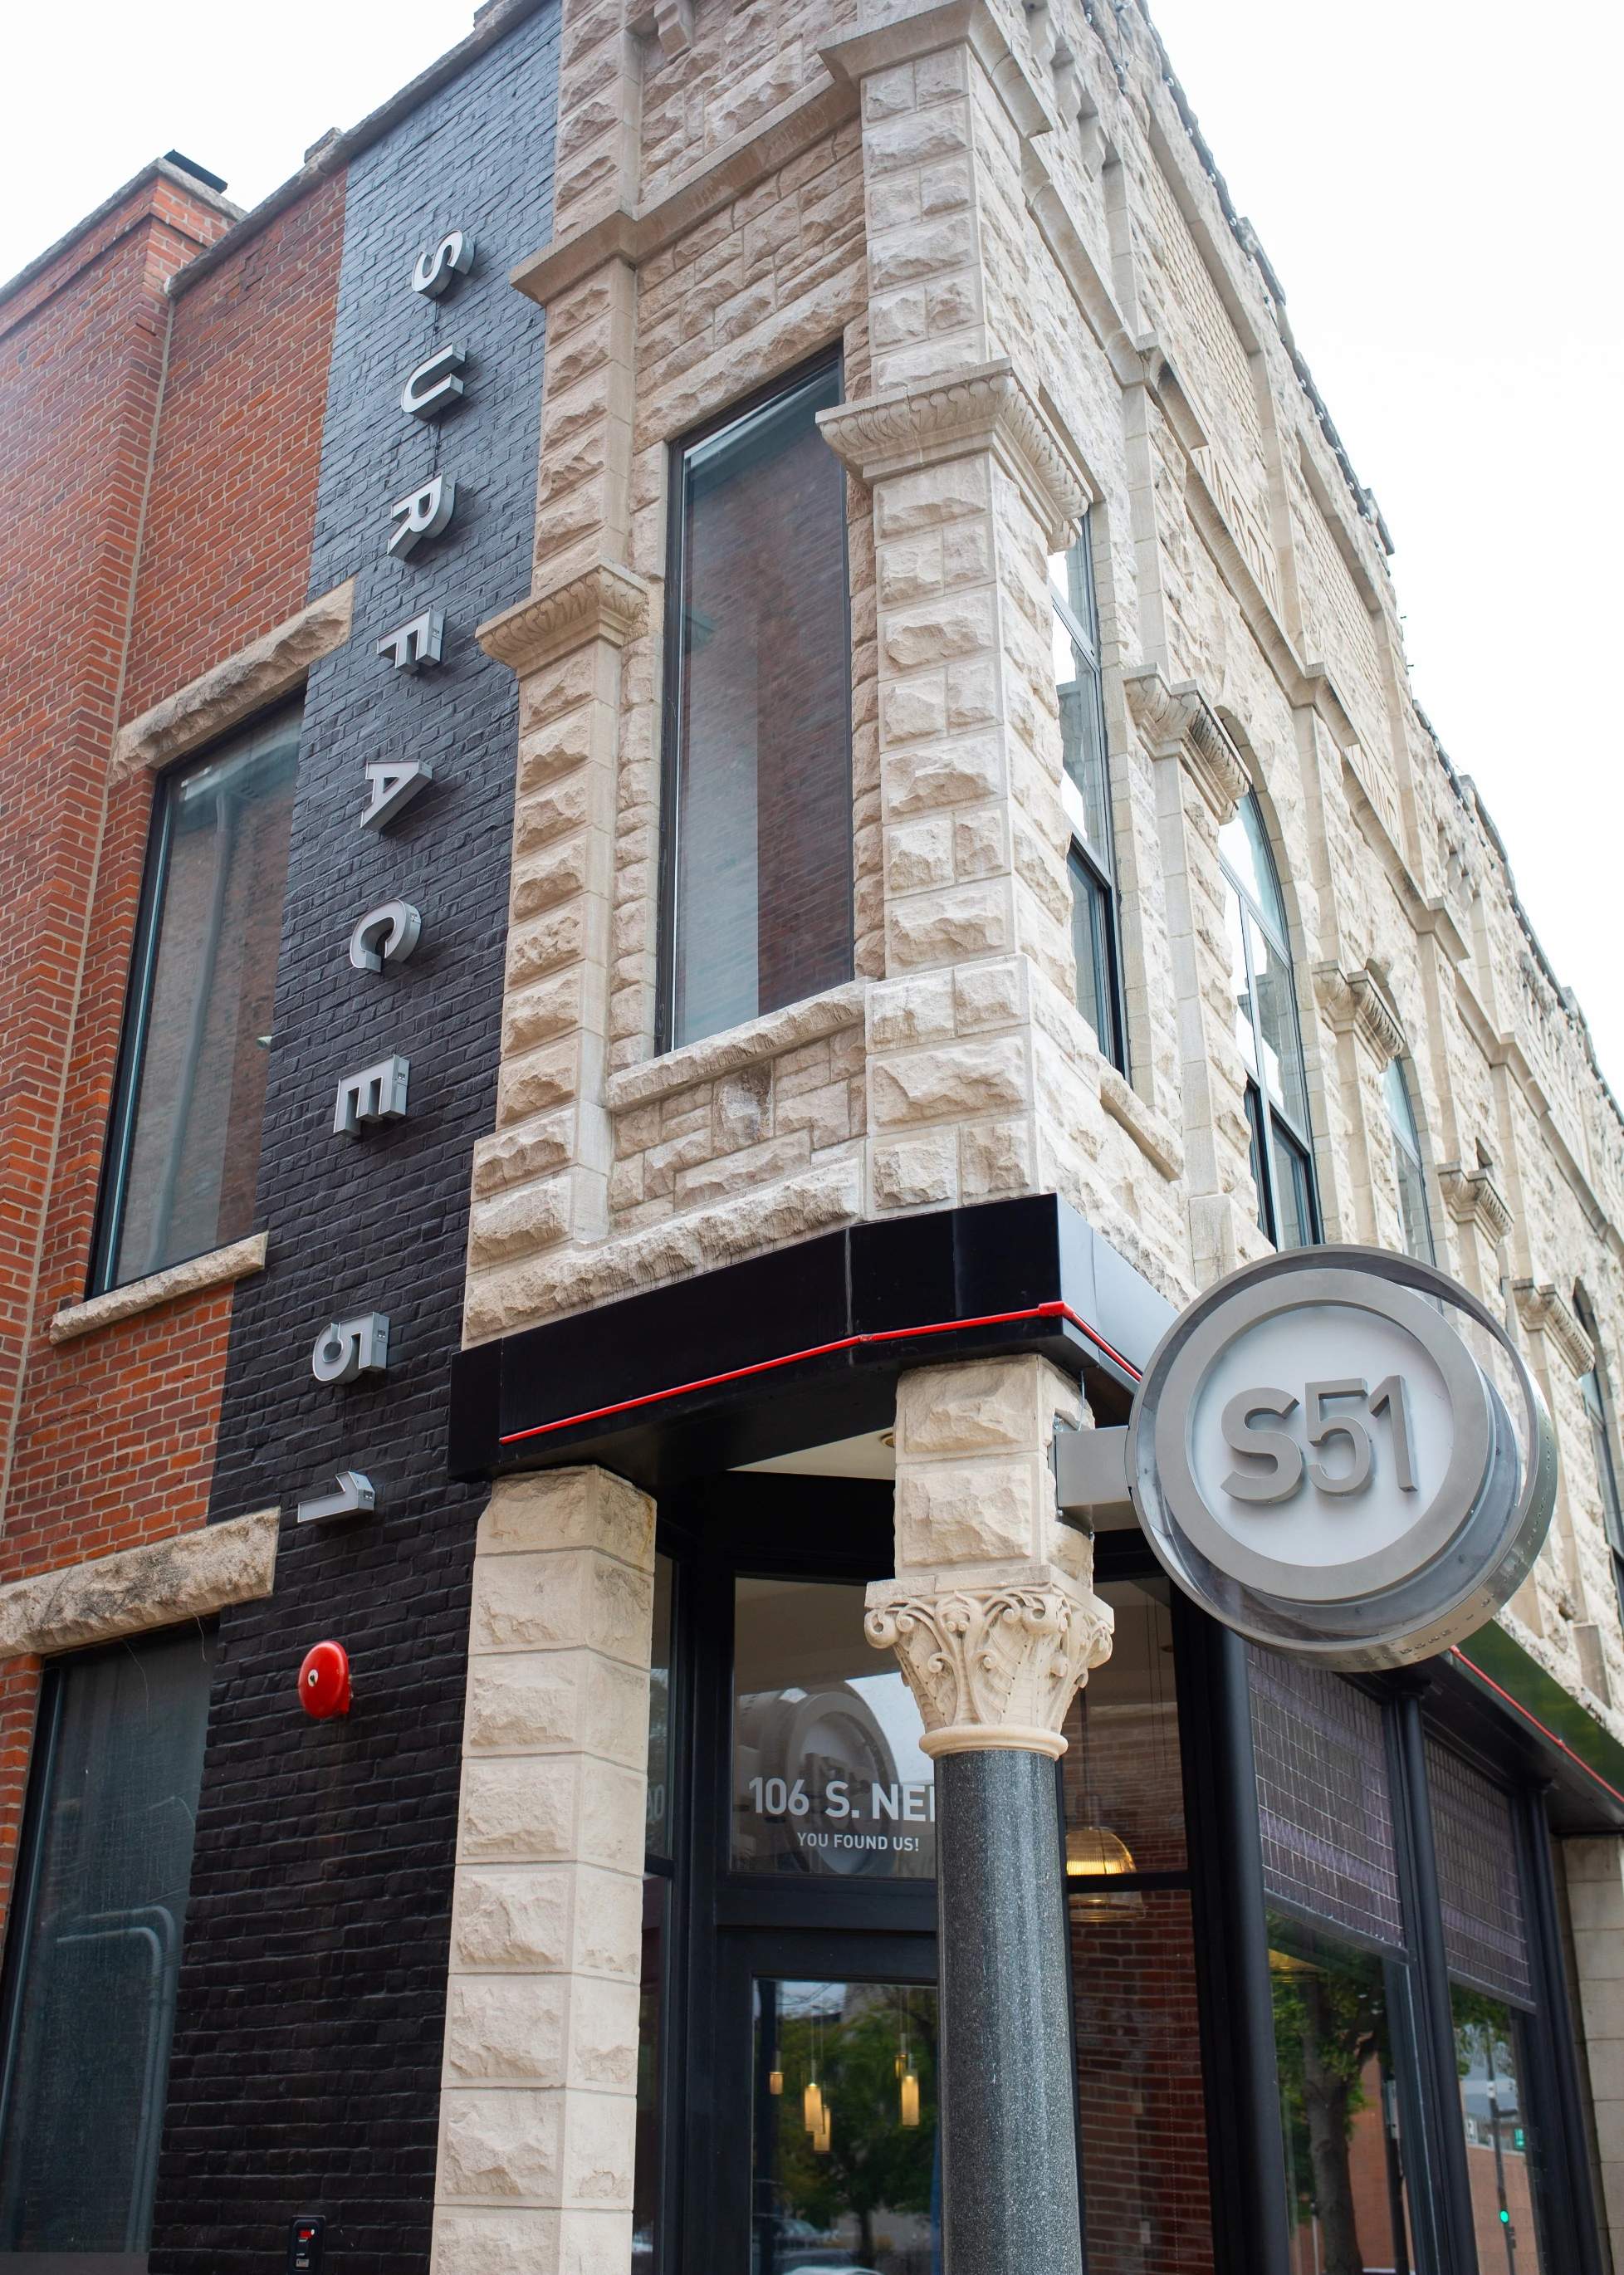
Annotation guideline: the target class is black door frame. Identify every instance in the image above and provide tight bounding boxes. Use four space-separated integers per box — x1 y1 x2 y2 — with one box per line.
653 1475 937 2275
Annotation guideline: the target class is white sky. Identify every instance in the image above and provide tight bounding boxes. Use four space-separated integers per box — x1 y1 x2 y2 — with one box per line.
7 0 1619 1084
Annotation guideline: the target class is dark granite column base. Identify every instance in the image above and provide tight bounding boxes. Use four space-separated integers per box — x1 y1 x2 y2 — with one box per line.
937 1745 1083 2274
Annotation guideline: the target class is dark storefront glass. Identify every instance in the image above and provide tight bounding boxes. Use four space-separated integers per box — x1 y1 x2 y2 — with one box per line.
664 360 852 1050
1427 1739 1549 2272
635 1554 676 2275
732 1578 934 1882
95 706 300 1291
751 1979 938 2275
1249 1651 1420 2275
1063 1578 1214 2271
0 1625 216 2252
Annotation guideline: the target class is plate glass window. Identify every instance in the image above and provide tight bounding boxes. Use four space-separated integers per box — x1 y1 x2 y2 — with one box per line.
732 1578 934 1881
1049 519 1124 1068
1220 794 1318 1248
1580 1360 1624 1631
663 361 852 1051
1383 1058 1435 1262
93 706 300 1291
0 1625 217 2253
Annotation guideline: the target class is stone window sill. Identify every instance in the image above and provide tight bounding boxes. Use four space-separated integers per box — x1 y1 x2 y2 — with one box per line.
50 1231 269 1346
1099 1067 1184 1183
605 981 868 1113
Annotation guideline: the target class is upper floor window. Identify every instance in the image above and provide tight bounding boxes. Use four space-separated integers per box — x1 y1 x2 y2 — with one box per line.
91 705 300 1293
1382 1056 1435 1261
660 358 852 1052
1049 518 1125 1069
1219 793 1318 1249
1578 1337 1624 1635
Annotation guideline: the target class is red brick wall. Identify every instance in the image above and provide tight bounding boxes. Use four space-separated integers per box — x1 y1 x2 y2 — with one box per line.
0 166 344 1915
0 174 229 1524
123 171 345 718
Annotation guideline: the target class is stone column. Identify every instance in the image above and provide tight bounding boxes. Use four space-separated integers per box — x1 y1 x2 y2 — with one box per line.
866 1355 1113 2274
1561 1836 1624 2265
432 1465 656 2275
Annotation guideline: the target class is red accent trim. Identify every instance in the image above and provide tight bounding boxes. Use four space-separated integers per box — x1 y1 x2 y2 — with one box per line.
1450 1648 1624 1811
497 1299 1140 1448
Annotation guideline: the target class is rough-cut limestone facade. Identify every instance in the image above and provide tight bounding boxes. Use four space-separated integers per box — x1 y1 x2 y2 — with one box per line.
463 0 1624 1725
442 0 1624 2258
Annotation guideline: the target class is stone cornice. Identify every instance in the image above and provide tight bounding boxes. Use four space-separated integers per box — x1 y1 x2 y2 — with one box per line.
477 560 651 678
865 1567 1113 1759
1121 663 1250 820
1313 962 1406 1063
1514 1280 1595 1377
0 1508 279 1661
50 1230 269 1344
112 582 354 780
1438 1161 1514 1246
816 358 1088 550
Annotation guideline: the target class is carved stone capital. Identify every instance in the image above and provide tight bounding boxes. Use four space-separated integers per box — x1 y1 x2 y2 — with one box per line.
817 357 1088 549
1121 664 1249 819
1313 962 1406 1062
477 558 650 678
1438 1162 1514 1245
864 1566 1113 1757
1514 1279 1594 1376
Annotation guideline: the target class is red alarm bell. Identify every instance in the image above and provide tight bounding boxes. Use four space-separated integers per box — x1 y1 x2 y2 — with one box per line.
298 1640 351 1718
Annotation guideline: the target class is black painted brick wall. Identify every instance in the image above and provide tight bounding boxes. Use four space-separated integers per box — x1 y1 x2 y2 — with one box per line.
150 12 558 2270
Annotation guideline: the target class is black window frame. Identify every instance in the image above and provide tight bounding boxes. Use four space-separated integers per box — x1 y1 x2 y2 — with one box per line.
88 699 301 1297
1220 794 1321 1250
654 348 854 1060
1051 513 1128 1073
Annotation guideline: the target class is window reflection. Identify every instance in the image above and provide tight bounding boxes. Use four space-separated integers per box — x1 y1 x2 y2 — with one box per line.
668 362 853 1049
1382 1058 1436 1263
733 1579 934 1881
1269 1920 1418 2275
1062 1581 1214 2272
751 1979 938 2275
97 707 299 1290
1454 1992 1543 2273
1049 516 1123 1070
1218 793 1318 1250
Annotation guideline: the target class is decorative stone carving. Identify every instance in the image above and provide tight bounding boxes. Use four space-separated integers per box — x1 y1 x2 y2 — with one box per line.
1314 962 1406 1063
1514 1280 1595 1377
817 357 1089 550
0 1507 279 1661
1121 663 1250 819
50 1229 269 1344
864 1568 1113 1758
1438 1161 1514 1245
477 559 650 678
111 581 355 780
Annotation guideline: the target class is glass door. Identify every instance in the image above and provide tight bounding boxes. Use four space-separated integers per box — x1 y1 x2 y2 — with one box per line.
649 1478 939 2275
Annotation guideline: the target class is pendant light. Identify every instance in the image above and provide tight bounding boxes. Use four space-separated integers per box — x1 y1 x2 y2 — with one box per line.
900 2072 920 2127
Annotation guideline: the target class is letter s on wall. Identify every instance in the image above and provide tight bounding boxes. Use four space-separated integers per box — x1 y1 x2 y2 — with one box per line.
1220 1388 1304 1504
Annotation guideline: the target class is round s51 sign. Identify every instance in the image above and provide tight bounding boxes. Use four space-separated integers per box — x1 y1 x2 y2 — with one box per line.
1128 1245 1556 1668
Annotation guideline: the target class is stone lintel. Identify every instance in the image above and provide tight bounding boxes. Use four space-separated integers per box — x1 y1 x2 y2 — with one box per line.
1514 1279 1595 1377
817 358 1088 550
508 75 859 308
477 560 650 679
1313 961 1406 1063
112 584 355 779
0 1508 280 1661
50 1230 269 1344
1122 663 1250 819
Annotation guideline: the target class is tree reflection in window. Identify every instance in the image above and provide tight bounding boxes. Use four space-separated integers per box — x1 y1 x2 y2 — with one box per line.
1269 1918 1416 2275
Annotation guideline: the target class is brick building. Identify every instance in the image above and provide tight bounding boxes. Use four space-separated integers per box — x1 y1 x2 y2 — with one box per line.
2 1 1624 2272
